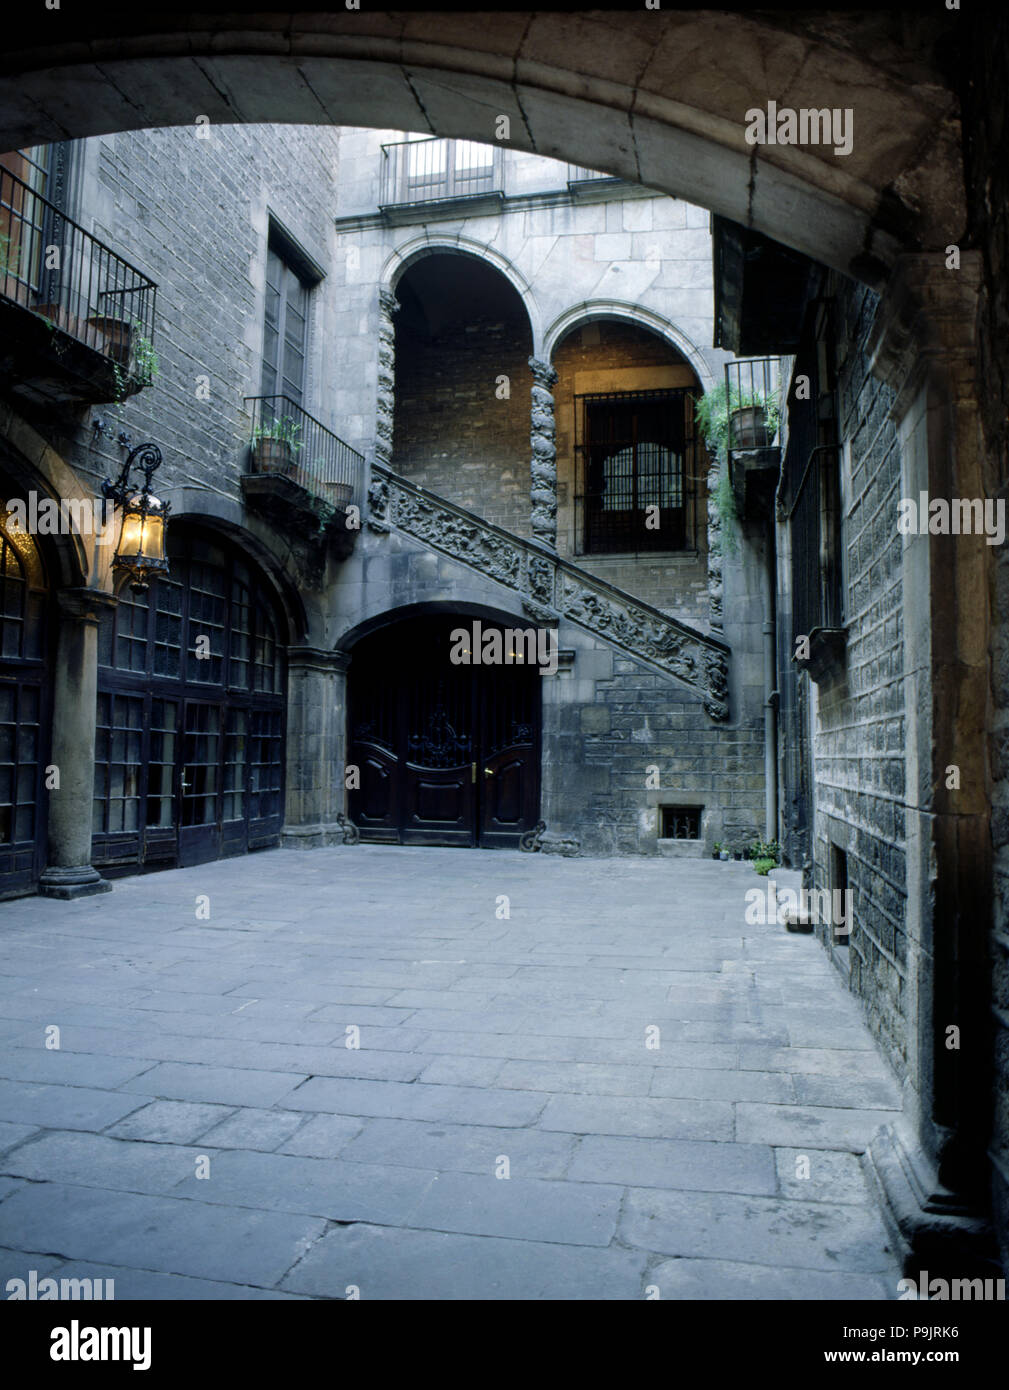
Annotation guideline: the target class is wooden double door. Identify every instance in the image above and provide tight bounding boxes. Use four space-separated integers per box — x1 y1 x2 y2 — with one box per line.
348 616 541 848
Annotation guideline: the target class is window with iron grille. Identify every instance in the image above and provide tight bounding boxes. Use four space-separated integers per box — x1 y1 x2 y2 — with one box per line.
575 389 698 554
660 805 702 839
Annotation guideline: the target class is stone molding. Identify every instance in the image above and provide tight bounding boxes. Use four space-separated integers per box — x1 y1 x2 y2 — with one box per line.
367 462 730 718
55 586 117 624
287 645 351 675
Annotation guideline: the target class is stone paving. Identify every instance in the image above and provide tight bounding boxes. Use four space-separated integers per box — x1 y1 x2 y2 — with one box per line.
0 846 903 1300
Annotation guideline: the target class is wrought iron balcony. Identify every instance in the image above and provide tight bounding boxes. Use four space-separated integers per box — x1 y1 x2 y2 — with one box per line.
724 356 782 522
0 162 157 405
242 395 365 546
379 138 504 221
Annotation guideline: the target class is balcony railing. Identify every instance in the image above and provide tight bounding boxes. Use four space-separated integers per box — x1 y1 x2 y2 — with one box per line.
0 162 156 365
380 138 503 210
245 395 365 511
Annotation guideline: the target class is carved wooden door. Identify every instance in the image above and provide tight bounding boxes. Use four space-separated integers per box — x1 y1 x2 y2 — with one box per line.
348 615 540 848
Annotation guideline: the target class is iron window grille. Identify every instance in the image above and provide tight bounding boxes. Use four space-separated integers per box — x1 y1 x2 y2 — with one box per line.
574 388 699 555
660 806 703 839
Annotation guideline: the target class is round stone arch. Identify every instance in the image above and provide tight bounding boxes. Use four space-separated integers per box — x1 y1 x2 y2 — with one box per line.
383 235 542 353
543 302 716 394
0 12 965 286
158 486 309 645
0 410 94 589
334 596 533 661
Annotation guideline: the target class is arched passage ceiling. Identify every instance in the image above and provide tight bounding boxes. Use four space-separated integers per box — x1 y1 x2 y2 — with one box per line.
0 8 964 287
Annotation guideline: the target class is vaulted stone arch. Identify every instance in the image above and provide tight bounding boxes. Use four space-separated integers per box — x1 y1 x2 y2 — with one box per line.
0 9 964 287
543 301 716 393
383 234 542 353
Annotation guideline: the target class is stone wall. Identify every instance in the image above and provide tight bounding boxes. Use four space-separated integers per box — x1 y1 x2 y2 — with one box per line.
50 124 344 509
963 3 1009 1270
392 300 533 538
809 276 908 1075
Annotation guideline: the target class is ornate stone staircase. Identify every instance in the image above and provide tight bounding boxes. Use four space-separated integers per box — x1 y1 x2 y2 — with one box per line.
366 462 730 721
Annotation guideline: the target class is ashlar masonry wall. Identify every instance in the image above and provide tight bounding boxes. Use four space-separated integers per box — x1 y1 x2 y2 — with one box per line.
810 276 909 1075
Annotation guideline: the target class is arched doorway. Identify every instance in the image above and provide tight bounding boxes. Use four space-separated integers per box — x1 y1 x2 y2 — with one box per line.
92 524 288 872
347 612 541 848
0 492 51 898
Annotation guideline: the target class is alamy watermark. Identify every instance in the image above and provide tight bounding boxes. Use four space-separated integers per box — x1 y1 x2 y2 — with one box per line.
744 101 853 157
7 1271 115 1300
897 1271 1006 1301
449 621 558 676
3 492 115 540
744 878 854 933
897 492 1005 546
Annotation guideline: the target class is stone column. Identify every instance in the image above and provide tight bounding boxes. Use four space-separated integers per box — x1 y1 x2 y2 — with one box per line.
39 588 114 899
865 251 999 1273
529 356 559 550
281 647 351 848
374 289 398 470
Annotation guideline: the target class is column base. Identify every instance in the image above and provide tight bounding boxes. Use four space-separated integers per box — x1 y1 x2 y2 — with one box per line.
538 830 581 857
280 822 354 850
863 1122 1001 1278
38 866 113 900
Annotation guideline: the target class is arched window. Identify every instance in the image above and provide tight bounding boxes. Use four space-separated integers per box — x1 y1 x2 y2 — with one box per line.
93 526 287 872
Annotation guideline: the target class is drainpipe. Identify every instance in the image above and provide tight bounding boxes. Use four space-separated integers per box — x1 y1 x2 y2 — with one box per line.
763 518 779 842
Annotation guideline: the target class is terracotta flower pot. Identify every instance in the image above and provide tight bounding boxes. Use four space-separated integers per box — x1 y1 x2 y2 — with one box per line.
729 404 769 450
252 438 296 475
87 314 132 362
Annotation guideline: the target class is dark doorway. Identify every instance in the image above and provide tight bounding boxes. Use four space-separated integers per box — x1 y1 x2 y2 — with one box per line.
348 614 541 848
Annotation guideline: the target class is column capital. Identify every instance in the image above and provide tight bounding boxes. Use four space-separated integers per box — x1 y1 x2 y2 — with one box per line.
378 287 399 317
56 586 117 624
868 250 983 420
529 356 558 389
287 645 351 674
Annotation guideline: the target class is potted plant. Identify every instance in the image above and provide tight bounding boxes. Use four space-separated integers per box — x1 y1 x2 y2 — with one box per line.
695 381 780 458
747 838 783 869
717 843 730 862
712 841 723 861
252 416 303 475
87 313 132 362
729 392 779 450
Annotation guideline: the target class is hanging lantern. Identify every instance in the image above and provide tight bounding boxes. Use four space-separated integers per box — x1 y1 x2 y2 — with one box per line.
102 442 171 593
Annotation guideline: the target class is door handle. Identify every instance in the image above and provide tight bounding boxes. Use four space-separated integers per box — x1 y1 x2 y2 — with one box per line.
471 762 477 784
483 767 494 777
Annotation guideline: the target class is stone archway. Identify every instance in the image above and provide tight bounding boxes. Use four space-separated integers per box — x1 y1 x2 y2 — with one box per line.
0 10 965 285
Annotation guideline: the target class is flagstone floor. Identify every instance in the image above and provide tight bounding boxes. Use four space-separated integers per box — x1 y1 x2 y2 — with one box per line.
0 846 903 1299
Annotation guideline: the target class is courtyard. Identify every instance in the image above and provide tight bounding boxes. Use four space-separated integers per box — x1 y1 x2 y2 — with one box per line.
0 846 901 1300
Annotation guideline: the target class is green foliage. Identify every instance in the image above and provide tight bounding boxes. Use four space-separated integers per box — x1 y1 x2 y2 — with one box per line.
0 233 23 277
694 380 780 463
753 857 777 876
748 838 782 866
130 323 159 384
253 415 303 454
